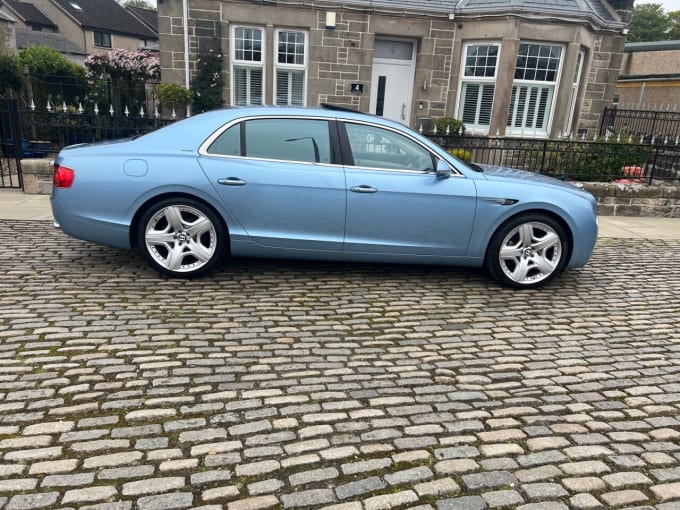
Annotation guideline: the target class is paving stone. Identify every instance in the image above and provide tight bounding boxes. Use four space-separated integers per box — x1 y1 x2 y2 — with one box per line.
562 476 607 492
516 465 563 483
281 489 335 508
202 486 240 501
462 470 517 490
603 471 654 489
437 495 487 510
136 492 193 510
569 493 603 509
42 472 95 487
414 477 460 497
335 476 385 500
482 489 524 508
384 466 433 485
62 486 118 504
227 495 279 510
651 482 680 502
248 479 285 495
522 482 569 499
6 492 59 510
363 490 419 510
121 477 185 496
290 467 339 487
600 489 649 507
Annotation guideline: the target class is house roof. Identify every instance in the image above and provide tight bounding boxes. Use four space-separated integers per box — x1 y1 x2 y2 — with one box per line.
126 5 157 34
624 40 680 52
49 0 158 40
16 27 86 54
0 8 15 22
1 0 56 28
320 0 622 28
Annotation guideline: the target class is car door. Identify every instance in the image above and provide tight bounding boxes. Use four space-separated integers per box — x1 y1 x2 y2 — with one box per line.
341 121 477 257
198 117 346 251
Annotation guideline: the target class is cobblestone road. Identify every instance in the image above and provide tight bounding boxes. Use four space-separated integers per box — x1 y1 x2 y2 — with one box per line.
1 220 680 510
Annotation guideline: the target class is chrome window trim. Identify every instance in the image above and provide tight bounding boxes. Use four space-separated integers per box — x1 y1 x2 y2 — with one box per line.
198 114 463 177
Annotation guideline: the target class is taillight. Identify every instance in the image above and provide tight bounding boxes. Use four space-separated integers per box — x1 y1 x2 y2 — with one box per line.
53 165 75 188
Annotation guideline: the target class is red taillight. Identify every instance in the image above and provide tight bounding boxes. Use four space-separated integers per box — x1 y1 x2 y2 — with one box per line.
53 165 75 188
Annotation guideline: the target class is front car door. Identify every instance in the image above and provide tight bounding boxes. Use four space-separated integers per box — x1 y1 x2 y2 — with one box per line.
341 121 477 257
198 117 346 251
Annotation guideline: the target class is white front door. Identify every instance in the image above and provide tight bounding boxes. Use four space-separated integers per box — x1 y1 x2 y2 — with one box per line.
370 40 416 125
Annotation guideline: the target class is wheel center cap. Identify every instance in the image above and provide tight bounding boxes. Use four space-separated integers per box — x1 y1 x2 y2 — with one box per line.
523 247 534 257
177 232 188 243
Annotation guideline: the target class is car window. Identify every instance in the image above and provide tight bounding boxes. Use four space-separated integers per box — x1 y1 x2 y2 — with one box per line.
245 119 331 164
344 123 435 171
207 124 241 156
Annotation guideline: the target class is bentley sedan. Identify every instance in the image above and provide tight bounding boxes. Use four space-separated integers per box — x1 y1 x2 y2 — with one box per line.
51 106 598 288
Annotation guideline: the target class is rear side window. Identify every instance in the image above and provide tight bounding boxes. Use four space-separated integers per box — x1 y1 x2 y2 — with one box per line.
245 119 331 164
207 125 241 156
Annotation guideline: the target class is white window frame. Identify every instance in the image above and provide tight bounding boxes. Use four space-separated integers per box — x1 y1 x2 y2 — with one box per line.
455 42 501 135
564 48 585 137
506 42 564 137
231 25 265 106
274 29 308 106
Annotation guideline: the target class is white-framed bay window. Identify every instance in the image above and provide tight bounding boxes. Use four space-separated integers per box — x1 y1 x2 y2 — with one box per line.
456 42 500 134
275 29 307 106
231 25 264 106
507 42 563 137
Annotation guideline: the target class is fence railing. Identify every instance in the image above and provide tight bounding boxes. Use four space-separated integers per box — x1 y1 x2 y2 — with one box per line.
599 107 680 141
428 133 680 183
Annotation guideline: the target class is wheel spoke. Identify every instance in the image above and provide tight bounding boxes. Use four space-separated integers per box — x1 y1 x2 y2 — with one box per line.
533 231 560 253
145 231 175 245
188 240 213 263
164 206 185 232
510 257 530 282
165 244 186 270
518 224 534 247
186 216 213 238
500 245 523 259
533 254 557 275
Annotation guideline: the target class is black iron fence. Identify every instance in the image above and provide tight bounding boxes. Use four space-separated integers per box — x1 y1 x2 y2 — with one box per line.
0 99 24 189
428 133 680 183
599 107 680 141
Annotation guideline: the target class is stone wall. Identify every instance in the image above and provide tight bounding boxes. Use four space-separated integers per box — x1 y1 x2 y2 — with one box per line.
21 157 680 217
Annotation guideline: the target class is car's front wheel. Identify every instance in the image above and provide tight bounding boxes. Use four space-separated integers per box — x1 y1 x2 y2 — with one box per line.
486 213 569 289
137 198 226 278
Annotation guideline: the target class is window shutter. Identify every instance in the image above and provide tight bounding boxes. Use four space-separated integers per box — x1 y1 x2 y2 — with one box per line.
276 70 305 106
460 83 495 129
234 67 263 106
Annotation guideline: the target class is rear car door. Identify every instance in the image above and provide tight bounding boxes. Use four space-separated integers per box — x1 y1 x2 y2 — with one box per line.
341 121 477 257
198 117 346 251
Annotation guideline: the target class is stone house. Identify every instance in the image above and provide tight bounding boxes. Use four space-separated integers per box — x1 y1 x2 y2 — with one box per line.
615 40 680 110
0 0 158 55
158 0 632 138
0 8 15 50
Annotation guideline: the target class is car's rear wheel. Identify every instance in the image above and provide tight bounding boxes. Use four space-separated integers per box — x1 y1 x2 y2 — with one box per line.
485 213 569 289
137 198 226 278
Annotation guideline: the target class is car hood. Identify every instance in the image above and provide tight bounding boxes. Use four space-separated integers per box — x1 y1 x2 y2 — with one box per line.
477 163 588 194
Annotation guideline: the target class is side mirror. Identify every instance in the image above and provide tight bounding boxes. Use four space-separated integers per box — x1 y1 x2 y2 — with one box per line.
435 159 451 179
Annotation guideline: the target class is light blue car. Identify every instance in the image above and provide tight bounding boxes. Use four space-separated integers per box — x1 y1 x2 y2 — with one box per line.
51 106 598 288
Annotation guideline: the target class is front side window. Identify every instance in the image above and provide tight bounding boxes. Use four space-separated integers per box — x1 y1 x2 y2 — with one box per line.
94 31 112 48
344 123 435 171
232 26 264 106
457 43 500 134
507 43 563 136
275 30 307 106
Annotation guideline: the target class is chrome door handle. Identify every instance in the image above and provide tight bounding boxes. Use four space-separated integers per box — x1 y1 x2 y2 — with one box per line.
351 185 377 193
401 103 406 120
217 177 247 186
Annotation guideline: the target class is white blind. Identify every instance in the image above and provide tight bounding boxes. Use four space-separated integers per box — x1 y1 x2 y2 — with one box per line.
507 84 553 134
460 83 495 129
233 66 263 106
276 70 304 106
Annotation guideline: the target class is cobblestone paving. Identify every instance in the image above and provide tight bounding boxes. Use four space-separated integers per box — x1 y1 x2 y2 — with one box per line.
1 219 680 510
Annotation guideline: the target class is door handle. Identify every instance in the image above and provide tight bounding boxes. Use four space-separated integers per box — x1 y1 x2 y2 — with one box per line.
401 103 406 120
351 185 377 193
217 177 247 186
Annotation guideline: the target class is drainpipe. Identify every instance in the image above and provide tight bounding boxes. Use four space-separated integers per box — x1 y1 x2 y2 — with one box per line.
183 0 190 89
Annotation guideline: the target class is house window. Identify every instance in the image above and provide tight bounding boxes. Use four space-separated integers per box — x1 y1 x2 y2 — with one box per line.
457 43 499 134
232 26 264 106
507 43 563 136
275 30 307 106
94 31 112 48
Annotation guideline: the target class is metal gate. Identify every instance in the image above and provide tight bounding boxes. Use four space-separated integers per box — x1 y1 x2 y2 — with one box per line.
0 98 24 189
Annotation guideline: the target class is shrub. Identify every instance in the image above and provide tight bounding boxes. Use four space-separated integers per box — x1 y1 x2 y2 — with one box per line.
18 45 87 105
0 52 23 94
157 83 193 110
435 117 465 136
448 148 472 162
191 49 224 113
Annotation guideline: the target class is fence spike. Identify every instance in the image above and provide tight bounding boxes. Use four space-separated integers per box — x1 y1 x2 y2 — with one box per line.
109 105 114 116
640 135 644 144
30 99 35 111
154 106 159 119
140 106 145 118
62 101 67 113
676 136 679 146
418 124 423 134
186 105 191 118
651 135 656 145
616 134 621 143
46 99 52 112
445 126 450 135
124 106 130 117
664 136 668 145
171 108 177 120
433 124 438 134
94 104 99 115
78 102 83 114
628 135 632 144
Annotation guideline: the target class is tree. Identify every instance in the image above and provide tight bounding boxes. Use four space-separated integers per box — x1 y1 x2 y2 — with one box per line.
668 10 680 40
0 53 23 96
124 0 154 9
627 3 671 42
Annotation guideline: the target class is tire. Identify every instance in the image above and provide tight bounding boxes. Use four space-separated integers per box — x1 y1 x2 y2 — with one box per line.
137 198 226 278
485 213 569 289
